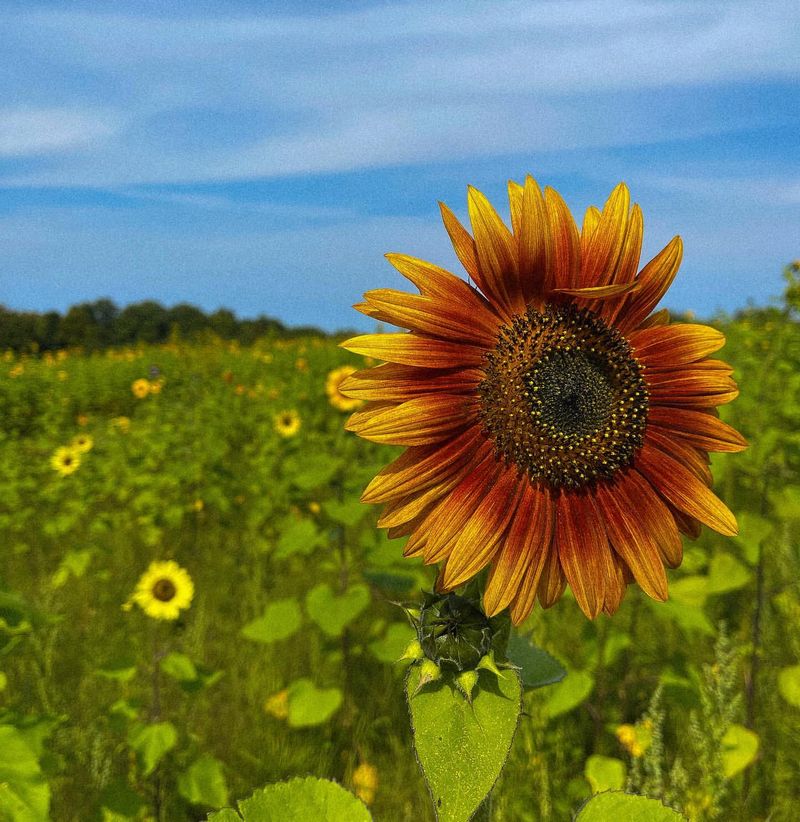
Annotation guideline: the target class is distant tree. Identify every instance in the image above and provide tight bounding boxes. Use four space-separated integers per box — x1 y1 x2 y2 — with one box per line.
115 301 170 344
209 308 237 339
167 303 208 339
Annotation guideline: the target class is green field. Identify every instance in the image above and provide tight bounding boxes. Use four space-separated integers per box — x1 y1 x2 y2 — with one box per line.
1 296 799 821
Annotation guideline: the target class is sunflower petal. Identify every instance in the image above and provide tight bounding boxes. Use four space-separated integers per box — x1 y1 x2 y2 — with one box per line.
618 236 683 332
340 333 485 368
440 468 524 590
468 185 525 314
580 182 630 288
340 363 482 402
555 492 607 618
630 324 726 366
595 476 669 601
345 395 477 445
484 484 552 617
537 546 567 608
544 186 580 292
518 175 551 304
648 406 748 453
363 289 499 346
636 443 738 536
553 282 640 299
362 426 483 503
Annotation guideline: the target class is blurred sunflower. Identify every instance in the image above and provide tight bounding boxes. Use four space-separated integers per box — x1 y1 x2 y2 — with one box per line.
131 378 150 399
352 762 379 805
70 433 94 453
326 365 364 411
274 410 301 438
50 446 80 476
341 177 745 623
111 416 131 433
125 560 194 621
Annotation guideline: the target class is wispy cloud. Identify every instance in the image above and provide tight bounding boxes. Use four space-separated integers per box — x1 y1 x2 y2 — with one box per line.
1 1 798 185
0 107 120 157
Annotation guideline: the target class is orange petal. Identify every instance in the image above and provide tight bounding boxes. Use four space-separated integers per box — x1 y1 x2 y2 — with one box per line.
601 552 629 615
362 426 483 503
595 475 669 601
483 483 552 617
636 443 738 536
536 544 567 608
439 468 524 590
345 395 477 445
340 333 485 368
384 253 500 320
438 201 481 282
629 324 725 366
544 186 580 292
647 369 739 407
648 406 747 453
580 182 630 288
519 175 551 304
363 289 499 347
339 363 482 402
624 469 684 569
617 236 683 332
645 428 713 485
555 492 608 618
637 308 670 329
468 185 525 315
553 281 640 299
580 205 602 253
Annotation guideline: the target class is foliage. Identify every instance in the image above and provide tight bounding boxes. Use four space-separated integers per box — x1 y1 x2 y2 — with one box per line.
1 275 799 819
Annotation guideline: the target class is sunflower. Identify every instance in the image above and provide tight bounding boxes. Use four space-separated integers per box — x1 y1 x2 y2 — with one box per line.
274 410 301 438
70 433 93 453
326 365 364 411
50 446 81 476
126 560 194 621
340 177 745 623
131 378 150 399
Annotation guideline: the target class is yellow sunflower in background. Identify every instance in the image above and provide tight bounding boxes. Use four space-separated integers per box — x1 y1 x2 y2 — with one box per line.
50 446 81 476
274 410 301 438
326 365 364 411
126 560 194 621
340 176 745 624
70 433 94 453
352 762 379 806
131 378 150 399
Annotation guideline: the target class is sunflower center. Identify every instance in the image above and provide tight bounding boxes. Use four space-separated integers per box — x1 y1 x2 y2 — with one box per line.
478 304 648 489
152 578 177 602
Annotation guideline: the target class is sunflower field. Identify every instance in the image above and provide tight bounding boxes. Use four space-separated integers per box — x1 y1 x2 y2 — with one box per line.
1 275 800 821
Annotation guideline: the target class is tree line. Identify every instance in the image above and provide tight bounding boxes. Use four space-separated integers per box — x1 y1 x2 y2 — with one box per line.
0 299 328 352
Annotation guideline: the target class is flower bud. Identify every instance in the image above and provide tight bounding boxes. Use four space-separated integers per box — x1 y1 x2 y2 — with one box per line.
417 592 493 672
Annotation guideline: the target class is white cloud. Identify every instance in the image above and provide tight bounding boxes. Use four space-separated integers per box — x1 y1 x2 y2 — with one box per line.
0 1 797 185
0 108 121 157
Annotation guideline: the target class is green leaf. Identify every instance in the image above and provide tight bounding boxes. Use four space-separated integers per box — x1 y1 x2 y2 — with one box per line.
506 633 566 690
0 724 50 822
241 598 302 644
584 755 626 793
99 779 146 820
368 622 415 663
778 665 800 707
95 661 137 683
669 576 709 608
735 512 772 565
706 553 751 595
721 724 759 778
305 584 370 637
274 518 325 559
645 598 714 635
177 753 229 809
406 665 521 822
127 721 177 776
322 499 368 527
544 670 594 718
286 678 343 727
160 652 197 682
290 455 342 490
575 791 686 820
51 549 93 588
208 776 371 821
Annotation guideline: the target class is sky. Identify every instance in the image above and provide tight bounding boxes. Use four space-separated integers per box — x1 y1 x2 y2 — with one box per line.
1 1 798 332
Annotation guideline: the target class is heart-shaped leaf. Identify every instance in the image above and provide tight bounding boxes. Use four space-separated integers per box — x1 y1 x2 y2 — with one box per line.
241 598 302 644
406 665 521 822
305 584 370 637
286 678 343 727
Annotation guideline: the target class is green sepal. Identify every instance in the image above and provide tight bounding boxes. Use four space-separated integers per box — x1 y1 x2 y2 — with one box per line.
476 651 505 679
413 659 442 695
455 669 479 703
398 638 425 663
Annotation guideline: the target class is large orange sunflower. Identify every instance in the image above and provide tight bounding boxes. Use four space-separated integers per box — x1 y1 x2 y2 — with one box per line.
340 177 745 624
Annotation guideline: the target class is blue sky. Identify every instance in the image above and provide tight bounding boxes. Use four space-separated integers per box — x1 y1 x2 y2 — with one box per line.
1 1 798 332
